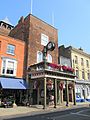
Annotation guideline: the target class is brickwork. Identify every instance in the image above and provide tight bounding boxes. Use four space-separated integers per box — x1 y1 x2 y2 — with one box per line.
9 14 58 78
0 34 25 78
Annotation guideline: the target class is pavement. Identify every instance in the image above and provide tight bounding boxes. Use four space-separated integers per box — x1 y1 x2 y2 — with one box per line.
0 102 90 118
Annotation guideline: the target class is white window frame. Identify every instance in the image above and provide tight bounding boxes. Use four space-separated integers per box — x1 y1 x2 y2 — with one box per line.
6 44 15 55
1 57 17 76
47 54 52 63
37 51 43 63
41 33 49 46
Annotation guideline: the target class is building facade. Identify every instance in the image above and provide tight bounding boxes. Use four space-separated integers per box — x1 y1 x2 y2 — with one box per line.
9 14 58 78
59 45 90 101
8 14 76 108
0 34 25 78
0 17 14 36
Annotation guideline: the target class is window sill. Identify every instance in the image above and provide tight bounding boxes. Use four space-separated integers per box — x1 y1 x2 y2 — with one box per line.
6 52 15 56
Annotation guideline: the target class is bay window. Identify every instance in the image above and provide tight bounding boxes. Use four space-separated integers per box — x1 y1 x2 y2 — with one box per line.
1 57 17 76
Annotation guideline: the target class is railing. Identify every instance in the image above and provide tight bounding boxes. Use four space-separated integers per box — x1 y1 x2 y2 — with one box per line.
28 62 75 74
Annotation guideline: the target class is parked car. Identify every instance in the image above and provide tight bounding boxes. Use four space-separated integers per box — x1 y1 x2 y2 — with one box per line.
86 95 90 102
76 95 85 102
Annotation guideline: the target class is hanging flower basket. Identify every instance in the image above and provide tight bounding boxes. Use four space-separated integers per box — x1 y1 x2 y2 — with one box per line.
47 80 53 90
48 63 61 70
68 83 74 89
59 82 63 91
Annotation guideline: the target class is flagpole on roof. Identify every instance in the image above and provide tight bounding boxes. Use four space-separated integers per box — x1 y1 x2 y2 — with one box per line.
31 0 33 14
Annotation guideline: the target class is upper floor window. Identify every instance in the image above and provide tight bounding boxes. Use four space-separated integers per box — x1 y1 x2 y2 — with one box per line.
76 69 79 79
87 70 90 80
82 69 85 79
86 60 89 68
1 58 17 76
41 33 48 46
37 51 43 63
47 54 52 63
81 58 84 66
75 56 78 64
0 41 1 50
7 44 15 55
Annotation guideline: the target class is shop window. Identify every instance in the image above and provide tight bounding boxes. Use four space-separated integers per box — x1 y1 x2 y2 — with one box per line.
7 44 15 55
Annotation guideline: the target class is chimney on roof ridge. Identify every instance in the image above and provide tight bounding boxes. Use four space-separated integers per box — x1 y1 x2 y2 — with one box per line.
18 16 24 24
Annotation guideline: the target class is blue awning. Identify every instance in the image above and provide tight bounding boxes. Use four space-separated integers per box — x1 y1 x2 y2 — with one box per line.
0 77 28 89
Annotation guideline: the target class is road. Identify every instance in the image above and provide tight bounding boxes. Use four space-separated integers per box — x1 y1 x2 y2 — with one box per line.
2 107 90 120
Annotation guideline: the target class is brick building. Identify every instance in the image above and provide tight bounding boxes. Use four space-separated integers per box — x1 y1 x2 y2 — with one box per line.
0 34 25 78
9 14 58 78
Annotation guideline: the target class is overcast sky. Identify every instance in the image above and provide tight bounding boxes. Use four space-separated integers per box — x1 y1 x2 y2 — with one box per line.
0 0 90 53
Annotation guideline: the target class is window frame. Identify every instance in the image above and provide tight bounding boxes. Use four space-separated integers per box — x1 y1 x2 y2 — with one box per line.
37 51 43 63
82 70 85 80
81 58 84 66
1 58 17 76
41 33 49 46
47 54 52 63
6 44 15 55
75 55 78 64
86 60 89 68
76 69 79 79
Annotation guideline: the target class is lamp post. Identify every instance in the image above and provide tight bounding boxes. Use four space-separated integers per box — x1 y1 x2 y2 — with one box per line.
42 41 55 68
42 41 55 109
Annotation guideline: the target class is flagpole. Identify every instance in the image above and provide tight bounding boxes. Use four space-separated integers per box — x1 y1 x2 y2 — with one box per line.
31 0 33 14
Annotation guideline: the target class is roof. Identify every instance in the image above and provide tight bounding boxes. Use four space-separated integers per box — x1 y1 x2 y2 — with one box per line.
59 45 90 58
1 17 13 26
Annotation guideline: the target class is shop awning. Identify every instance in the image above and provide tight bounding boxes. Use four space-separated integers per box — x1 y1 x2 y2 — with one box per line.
0 77 28 89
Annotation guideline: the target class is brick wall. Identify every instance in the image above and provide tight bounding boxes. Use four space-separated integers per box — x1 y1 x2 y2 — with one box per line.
9 14 58 77
0 35 25 78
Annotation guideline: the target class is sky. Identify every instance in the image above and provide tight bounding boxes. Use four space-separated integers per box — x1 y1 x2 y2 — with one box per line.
0 0 90 53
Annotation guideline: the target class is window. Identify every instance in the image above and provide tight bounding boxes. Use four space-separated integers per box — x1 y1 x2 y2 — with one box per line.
7 44 15 55
37 51 43 63
41 33 48 46
82 70 85 79
0 41 1 50
81 58 84 66
75 56 78 64
47 54 52 63
76 69 79 78
2 60 6 74
6 61 14 74
86 60 89 68
87 70 90 80
1 58 17 76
